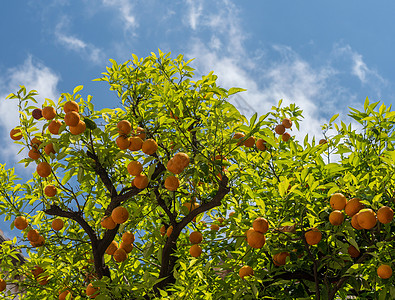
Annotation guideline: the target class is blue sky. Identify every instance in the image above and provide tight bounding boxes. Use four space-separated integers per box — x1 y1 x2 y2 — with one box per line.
0 1 394 235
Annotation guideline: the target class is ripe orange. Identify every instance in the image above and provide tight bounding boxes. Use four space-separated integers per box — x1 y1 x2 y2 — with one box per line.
31 137 42 148
239 265 254 279
165 176 180 191
347 245 360 258
119 242 133 253
282 132 291 142
273 252 290 266
127 161 143 176
116 136 131 150
14 216 28 230
48 120 62 135
111 206 129 224
32 108 43 120
377 206 394 224
166 225 173 237
69 120 86 135
64 111 80 127
27 229 40 242
345 198 364 217
44 185 57 197
64 100 79 113
128 136 143 151
105 240 118 255
160 225 166 236
189 244 202 257
319 139 327 145
133 127 146 140
142 139 158 155
28 148 40 160
252 217 269 234
31 235 45 247
32 266 44 278
275 124 285 135
167 152 190 174
247 230 266 248
42 106 56 120
44 143 56 155
329 210 344 226
210 224 220 231
351 214 363 230
357 209 377 229
282 118 292 128
330 193 347 210
304 228 322 245
233 132 245 140
377 264 392 279
189 231 203 244
10 128 22 140
256 138 267 151
0 279 6 292
133 174 149 189
101 215 117 230
183 202 199 213
113 248 127 262
122 232 135 244
37 162 52 178
52 218 64 231
59 290 72 300
243 136 255 147
117 120 131 135
86 282 99 298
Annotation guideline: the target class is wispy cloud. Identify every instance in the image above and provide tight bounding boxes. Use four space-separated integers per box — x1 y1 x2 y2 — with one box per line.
55 17 105 64
101 0 138 31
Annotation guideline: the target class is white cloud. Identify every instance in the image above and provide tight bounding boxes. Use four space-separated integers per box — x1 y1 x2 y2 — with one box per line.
0 56 60 167
55 17 105 64
101 0 138 31
186 0 203 30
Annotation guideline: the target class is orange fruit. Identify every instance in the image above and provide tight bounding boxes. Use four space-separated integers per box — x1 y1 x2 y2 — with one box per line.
10 128 22 140
28 148 40 160
59 290 72 300
0 279 6 292
330 193 347 210
69 120 86 135
167 152 190 174
160 225 166 236
247 230 266 248
113 248 127 262
133 174 149 189
64 100 79 113
252 217 269 234
210 224 220 231
44 185 57 197
256 138 267 151
64 111 80 127
14 216 29 230
42 106 56 120
282 132 291 142
166 225 173 237
357 209 377 229
319 139 327 145
282 118 292 128
37 161 52 177
105 241 118 255
377 206 394 224
275 124 285 135
133 127 146 140
119 241 133 253
122 232 135 244
117 120 131 135
32 108 43 120
142 139 158 155
31 137 42 148
32 266 44 278
345 198 364 217
27 229 40 242
189 231 203 244
48 120 62 135
377 264 392 279
304 228 322 245
165 176 180 191
329 210 344 226
86 282 99 298
347 245 360 258
52 218 64 231
44 143 56 155
243 136 255 147
233 132 245 140
32 235 45 247
273 252 290 266
229 211 236 217
351 214 363 230
128 136 143 151
189 244 202 257
111 206 129 224
101 215 117 230
183 202 199 213
239 265 254 279
127 161 143 176
116 136 131 150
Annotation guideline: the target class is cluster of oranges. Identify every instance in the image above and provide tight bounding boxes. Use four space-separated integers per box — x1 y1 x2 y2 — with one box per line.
274 118 293 142
101 206 129 230
105 232 135 263
164 152 190 191
189 231 203 258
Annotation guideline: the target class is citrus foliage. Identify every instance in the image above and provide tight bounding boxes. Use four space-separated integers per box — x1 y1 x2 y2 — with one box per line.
0 51 394 299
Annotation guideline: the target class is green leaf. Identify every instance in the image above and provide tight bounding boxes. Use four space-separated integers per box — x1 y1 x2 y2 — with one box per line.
228 87 247 96
73 85 83 95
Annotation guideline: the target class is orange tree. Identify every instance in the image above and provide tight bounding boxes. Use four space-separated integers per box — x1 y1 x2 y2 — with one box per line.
0 50 394 299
